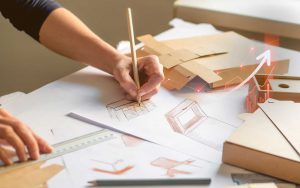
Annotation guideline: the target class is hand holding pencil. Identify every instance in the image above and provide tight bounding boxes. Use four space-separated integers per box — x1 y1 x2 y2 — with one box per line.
112 8 164 102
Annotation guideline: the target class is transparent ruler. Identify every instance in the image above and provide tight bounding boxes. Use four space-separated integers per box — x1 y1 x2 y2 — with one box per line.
0 129 116 173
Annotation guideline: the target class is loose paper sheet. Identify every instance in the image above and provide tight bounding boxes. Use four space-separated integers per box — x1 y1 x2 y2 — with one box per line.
70 76 243 164
46 131 245 188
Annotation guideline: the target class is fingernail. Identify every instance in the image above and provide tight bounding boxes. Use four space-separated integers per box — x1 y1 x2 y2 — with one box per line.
42 145 53 153
47 145 54 153
32 151 39 160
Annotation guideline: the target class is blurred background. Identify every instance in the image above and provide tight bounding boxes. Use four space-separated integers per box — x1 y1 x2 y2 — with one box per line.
0 0 175 96
1 0 299 96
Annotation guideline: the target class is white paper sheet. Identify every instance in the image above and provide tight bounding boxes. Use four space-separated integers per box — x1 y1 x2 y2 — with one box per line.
69 70 247 164
46 132 245 188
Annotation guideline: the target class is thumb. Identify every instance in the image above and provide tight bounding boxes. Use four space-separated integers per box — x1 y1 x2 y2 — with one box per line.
114 68 138 98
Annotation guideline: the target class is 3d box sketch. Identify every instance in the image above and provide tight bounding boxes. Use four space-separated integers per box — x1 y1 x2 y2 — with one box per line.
106 99 156 121
165 99 207 134
166 99 236 151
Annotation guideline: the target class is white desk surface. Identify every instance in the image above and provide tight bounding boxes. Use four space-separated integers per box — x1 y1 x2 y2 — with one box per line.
175 0 300 25
2 21 300 187
174 0 300 40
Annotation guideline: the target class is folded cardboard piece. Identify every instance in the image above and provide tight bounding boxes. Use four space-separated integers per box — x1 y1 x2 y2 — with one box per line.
0 161 63 188
223 99 300 184
246 75 300 112
137 32 289 90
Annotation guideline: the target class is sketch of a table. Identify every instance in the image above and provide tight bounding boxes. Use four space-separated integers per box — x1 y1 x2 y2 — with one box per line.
165 99 236 151
106 99 156 121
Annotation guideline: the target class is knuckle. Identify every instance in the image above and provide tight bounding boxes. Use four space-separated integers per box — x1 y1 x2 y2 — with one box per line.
145 55 159 64
11 119 22 128
2 126 14 135
148 55 159 61
153 87 159 94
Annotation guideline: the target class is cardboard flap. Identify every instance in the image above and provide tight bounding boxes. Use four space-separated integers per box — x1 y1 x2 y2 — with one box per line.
159 54 183 68
179 61 222 84
162 67 196 90
259 100 300 157
190 45 227 57
138 34 228 69
212 59 290 88
137 34 174 55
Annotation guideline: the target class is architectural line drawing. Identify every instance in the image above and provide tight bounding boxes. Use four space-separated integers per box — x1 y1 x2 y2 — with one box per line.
91 159 134 175
106 98 156 121
121 134 144 147
165 99 236 151
151 157 202 177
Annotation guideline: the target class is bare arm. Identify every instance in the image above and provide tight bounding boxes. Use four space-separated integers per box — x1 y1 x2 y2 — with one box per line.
39 8 164 99
0 6 163 166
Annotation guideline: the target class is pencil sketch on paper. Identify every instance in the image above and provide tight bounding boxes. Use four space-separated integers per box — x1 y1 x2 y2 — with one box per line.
165 99 236 151
151 157 202 177
121 134 144 147
91 159 134 175
106 99 156 121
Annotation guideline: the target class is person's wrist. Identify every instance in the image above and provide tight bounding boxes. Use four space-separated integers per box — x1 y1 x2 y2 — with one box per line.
112 55 131 75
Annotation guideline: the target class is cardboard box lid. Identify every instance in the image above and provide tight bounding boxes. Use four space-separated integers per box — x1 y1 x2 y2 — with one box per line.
226 100 300 163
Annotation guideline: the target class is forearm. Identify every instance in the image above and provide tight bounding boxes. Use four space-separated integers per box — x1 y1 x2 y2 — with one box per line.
39 8 128 74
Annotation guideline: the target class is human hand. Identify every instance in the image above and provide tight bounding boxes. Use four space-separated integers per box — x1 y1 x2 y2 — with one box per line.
113 55 164 101
0 108 53 165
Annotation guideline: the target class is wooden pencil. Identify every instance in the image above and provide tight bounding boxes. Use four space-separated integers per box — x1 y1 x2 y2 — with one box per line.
126 8 141 105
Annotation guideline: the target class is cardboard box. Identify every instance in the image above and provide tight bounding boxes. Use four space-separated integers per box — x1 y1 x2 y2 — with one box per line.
246 75 300 112
223 100 300 184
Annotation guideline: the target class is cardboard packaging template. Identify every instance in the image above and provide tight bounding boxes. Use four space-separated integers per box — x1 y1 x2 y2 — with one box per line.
137 32 289 90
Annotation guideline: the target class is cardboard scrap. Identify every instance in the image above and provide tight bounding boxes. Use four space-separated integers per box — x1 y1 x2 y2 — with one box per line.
138 32 289 90
223 99 300 184
0 161 63 188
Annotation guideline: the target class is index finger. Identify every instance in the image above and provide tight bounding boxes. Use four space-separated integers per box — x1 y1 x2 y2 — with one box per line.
0 118 39 160
0 108 11 118
0 125 27 162
139 75 163 96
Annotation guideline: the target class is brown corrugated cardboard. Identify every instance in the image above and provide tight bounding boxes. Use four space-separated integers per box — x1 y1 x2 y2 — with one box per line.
223 100 300 184
246 74 300 113
138 32 289 90
259 101 300 156
0 161 63 188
